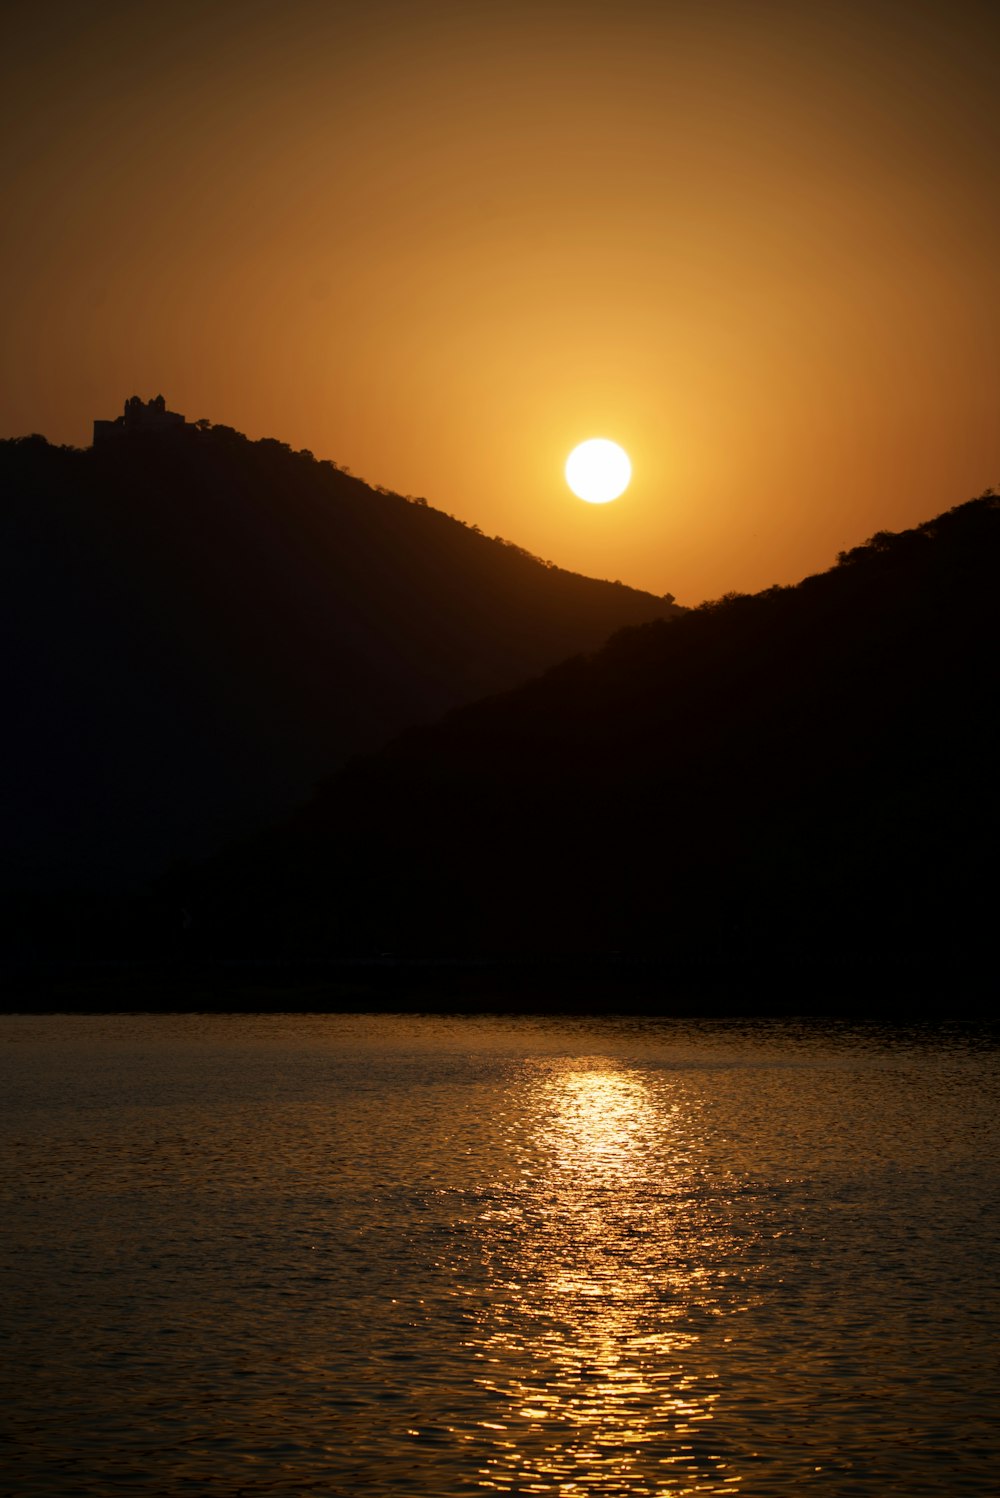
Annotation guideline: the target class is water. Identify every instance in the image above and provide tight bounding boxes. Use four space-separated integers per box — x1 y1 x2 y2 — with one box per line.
1 1013 996 1496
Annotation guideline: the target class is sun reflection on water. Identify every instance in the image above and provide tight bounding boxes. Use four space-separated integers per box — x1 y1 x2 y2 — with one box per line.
471 1064 743 1495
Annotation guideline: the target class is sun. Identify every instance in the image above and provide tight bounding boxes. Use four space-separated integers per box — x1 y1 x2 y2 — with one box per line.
565 438 631 504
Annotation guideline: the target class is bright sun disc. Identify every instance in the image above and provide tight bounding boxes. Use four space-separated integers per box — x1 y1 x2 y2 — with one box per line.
565 438 631 504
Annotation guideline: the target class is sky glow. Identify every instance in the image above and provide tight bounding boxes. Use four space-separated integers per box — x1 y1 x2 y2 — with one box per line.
1 1 997 601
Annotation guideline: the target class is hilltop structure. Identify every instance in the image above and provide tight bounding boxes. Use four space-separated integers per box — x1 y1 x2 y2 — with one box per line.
93 394 185 445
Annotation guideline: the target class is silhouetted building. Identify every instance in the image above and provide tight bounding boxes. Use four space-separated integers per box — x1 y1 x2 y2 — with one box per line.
93 394 185 445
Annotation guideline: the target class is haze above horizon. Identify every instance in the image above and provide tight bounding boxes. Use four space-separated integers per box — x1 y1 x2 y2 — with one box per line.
2 0 997 601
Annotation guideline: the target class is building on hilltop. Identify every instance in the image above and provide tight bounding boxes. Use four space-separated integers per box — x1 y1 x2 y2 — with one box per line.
93 394 185 445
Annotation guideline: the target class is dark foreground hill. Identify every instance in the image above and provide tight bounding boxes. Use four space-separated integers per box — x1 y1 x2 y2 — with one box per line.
184 493 998 985
1 421 680 890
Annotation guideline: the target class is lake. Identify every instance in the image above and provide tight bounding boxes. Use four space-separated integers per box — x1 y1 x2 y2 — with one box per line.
1 1013 996 1495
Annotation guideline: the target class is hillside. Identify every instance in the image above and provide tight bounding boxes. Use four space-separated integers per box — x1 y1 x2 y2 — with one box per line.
188 494 999 980
1 419 681 891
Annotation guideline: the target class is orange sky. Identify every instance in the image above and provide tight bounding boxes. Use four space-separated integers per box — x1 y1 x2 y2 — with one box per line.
2 0 997 603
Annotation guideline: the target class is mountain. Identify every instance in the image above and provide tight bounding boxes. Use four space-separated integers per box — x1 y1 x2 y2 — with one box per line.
1 417 681 892
187 493 998 982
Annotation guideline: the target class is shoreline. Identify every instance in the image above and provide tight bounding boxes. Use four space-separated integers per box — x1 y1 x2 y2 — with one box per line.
2 954 994 1020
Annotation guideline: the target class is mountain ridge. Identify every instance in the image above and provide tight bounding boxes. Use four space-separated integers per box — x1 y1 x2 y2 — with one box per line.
1 418 682 891
181 491 999 980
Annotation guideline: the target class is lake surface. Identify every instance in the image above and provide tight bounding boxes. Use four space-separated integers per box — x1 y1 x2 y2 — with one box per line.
1 1013 997 1496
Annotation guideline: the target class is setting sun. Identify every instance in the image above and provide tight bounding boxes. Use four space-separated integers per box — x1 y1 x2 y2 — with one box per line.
565 439 632 504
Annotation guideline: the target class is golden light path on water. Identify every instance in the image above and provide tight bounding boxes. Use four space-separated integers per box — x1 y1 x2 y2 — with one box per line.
3 1017 998 1495
471 1064 745 1495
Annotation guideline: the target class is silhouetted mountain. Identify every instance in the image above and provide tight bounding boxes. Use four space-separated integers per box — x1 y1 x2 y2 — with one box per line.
185 494 998 981
1 420 681 891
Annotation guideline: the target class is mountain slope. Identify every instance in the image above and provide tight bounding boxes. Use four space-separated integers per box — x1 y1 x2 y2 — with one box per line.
192 494 999 976
1 423 681 889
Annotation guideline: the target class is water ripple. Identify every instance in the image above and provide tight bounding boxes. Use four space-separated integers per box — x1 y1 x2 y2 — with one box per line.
0 1014 996 1494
